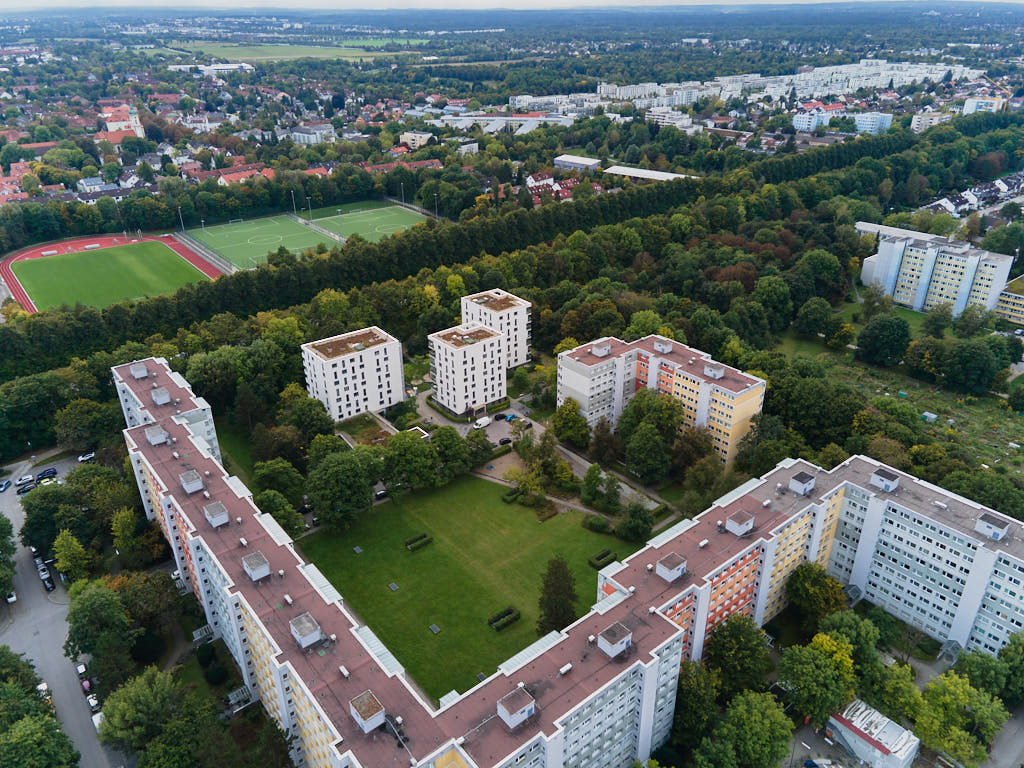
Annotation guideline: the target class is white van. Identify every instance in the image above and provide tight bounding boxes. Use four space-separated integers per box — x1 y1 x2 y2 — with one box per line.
473 416 492 430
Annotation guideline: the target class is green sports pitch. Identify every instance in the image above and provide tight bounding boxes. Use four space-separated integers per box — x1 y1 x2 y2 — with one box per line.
311 203 428 243
12 241 210 311
186 205 429 268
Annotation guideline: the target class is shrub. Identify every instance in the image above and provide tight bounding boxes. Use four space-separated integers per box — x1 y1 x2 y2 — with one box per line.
588 549 617 569
488 606 516 626
491 610 521 631
404 533 428 548
486 397 511 413
130 630 164 665
535 502 558 522
491 445 514 460
204 663 228 686
501 488 520 503
196 642 217 668
407 536 433 552
582 515 610 533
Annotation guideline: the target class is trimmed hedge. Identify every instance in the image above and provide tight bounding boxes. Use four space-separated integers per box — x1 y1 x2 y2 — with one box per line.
486 397 511 413
425 395 471 422
501 488 520 503
535 505 558 522
406 534 433 551
490 444 514 460
489 608 521 632
582 515 610 533
588 549 617 570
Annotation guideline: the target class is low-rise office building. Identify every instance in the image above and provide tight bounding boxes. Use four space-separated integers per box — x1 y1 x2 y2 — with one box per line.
556 335 765 464
553 154 601 173
301 327 405 421
857 222 1013 316
116 359 1024 768
460 289 531 369
429 323 506 416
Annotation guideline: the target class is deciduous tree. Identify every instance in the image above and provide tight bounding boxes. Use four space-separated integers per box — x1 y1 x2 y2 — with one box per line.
779 633 856 727
857 313 910 367
785 561 847 631
704 614 773 700
551 398 590 449
671 662 720 753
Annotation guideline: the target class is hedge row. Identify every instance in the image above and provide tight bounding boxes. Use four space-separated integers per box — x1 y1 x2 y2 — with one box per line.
490 609 521 632
486 397 511 413
406 534 433 551
588 549 617 570
488 606 516 624
582 515 610 533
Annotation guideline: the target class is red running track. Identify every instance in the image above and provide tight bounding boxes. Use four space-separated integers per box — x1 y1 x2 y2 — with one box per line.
0 234 223 314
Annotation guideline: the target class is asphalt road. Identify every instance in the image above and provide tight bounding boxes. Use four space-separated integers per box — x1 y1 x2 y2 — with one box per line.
0 454 124 768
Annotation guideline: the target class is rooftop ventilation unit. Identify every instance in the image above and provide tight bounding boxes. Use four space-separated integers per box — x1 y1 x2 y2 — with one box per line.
278 569 285 578
598 622 633 659
725 510 755 537
789 471 816 496
129 362 148 379
869 467 900 492
698 539 709 549
591 343 611 358
976 513 1011 542
496 687 535 730
653 338 673 354
151 386 171 406
349 690 385 734
656 552 687 583
239 537 248 547
703 363 724 380
145 426 169 446
339 665 350 678
203 501 229 528
179 470 203 494
242 551 270 581
289 611 322 649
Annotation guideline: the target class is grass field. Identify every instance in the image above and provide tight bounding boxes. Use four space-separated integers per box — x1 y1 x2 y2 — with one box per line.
213 417 255 485
11 241 209 310
312 204 428 244
774 325 1024 471
188 215 330 268
170 41 381 60
299 476 635 701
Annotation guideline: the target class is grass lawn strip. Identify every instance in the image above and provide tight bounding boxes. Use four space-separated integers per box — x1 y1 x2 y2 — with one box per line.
313 205 429 244
11 240 208 310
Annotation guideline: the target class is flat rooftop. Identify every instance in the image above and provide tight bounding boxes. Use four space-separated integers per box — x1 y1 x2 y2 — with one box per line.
562 336 762 394
431 324 500 348
112 357 202 415
1003 276 1024 296
304 327 395 360
463 290 529 312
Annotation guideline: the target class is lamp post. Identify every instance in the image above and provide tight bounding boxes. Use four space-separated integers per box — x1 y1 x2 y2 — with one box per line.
177 205 185 232
434 192 438 219
291 189 297 216
337 209 342 238
400 181 405 205
307 196 313 222
200 219 206 238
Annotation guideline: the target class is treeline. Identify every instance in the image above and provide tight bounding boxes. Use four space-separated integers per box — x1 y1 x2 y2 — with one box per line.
745 130 916 185
0 175 703 382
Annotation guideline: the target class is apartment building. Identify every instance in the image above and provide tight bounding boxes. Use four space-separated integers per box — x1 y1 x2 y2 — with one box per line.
116 357 1024 768
429 323 506 416
963 96 1005 116
556 335 765 464
996 277 1024 326
301 327 405 421
910 111 951 133
460 289 531 369
852 112 894 135
857 222 1013 316
793 111 831 132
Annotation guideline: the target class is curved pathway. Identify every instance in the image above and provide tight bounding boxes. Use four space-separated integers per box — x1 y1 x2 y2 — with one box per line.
0 233 223 314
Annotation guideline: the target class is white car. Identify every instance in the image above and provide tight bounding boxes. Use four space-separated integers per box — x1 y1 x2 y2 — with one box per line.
15 475 34 487
87 693 100 713
4 592 15 604
77 452 95 463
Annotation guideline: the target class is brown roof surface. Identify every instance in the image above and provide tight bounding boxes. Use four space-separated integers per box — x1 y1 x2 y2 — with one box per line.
464 290 527 312
432 325 500 347
498 687 534 713
351 690 384 719
307 328 392 360
112 358 202 415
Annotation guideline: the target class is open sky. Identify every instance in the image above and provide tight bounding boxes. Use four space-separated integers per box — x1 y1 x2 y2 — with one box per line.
16 0 1002 8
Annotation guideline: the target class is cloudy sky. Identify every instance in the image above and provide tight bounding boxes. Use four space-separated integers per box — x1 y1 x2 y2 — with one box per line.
11 0 953 9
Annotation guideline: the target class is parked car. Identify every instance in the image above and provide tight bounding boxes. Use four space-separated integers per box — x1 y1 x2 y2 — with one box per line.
15 475 34 487
81 678 92 694
16 483 35 495
521 420 533 430
75 663 87 679
29 546 39 557
77 452 95 463
38 565 49 581
43 578 55 592
499 437 512 445
36 468 57 481
493 413 506 420
39 478 57 487
506 414 518 422
87 694 100 713
0 480 10 492
472 416 492 429
4 592 15 604
374 489 388 500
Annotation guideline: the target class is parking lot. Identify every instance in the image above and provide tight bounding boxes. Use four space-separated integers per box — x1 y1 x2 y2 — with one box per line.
1 452 123 768
415 390 540 444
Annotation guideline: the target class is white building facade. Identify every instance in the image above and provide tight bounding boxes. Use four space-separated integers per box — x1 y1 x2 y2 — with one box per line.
460 289 531 369
301 327 405 421
857 222 1013 316
429 323 506 416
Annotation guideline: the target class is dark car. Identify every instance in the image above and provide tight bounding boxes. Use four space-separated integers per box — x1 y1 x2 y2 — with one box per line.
499 437 512 445
43 577 55 592
521 420 533 430
36 468 57 481
16 483 36 495
0 480 10 492
374 489 388 501
493 413 506 420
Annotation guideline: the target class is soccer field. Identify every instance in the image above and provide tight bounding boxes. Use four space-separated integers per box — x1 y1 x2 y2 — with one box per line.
11 241 209 310
312 204 428 244
299 476 637 701
187 215 331 268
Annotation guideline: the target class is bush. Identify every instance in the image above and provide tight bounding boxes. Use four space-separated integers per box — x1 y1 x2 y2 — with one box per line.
407 536 433 552
582 515 610 533
204 663 228 686
486 397 511 413
490 610 521 631
535 502 558 522
488 606 515 625
588 549 617 569
501 488 520 503
404 533 428 548
491 444 514 460
196 642 216 668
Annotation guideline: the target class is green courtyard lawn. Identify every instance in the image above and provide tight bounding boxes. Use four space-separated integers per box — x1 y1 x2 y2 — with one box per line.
298 476 635 702
838 301 927 337
214 417 255 485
